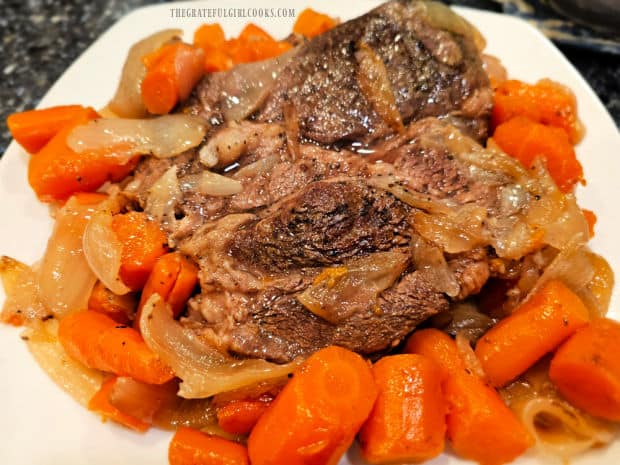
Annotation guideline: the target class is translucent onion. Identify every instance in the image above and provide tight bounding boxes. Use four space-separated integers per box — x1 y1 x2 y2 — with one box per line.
233 155 279 179
0 256 49 324
24 319 106 407
180 171 243 197
140 294 302 399
67 114 207 162
108 29 182 118
455 331 487 380
297 251 409 324
83 212 130 295
109 377 218 430
146 165 182 227
37 197 99 317
410 236 459 297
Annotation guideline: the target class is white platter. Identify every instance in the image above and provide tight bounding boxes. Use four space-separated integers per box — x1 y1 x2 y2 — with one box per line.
1 1 619 464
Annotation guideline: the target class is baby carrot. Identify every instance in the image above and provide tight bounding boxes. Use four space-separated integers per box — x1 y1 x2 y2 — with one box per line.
248 346 377 465
110 211 169 291
7 104 92 153
88 377 150 432
406 329 532 465
492 79 582 143
58 310 174 384
359 354 447 464
27 110 139 201
492 116 582 192
135 252 199 327
217 399 272 435
475 279 590 387
169 427 249 465
550 318 620 421
193 23 226 52
141 42 204 114
293 8 338 38
88 281 137 325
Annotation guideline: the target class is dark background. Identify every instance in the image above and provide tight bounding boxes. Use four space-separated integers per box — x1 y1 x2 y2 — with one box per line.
0 0 618 155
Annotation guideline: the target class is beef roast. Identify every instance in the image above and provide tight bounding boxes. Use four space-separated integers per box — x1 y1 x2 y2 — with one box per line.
187 0 492 145
121 1 505 363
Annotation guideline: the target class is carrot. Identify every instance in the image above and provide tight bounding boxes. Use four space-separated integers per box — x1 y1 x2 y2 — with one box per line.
193 23 226 51
110 212 169 291
475 279 590 388
582 208 597 238
58 310 174 384
492 116 583 192
492 79 582 143
27 111 139 201
550 318 620 421
359 354 447 464
227 24 291 63
88 281 137 325
203 48 234 72
248 346 377 465
169 427 249 465
136 252 199 326
293 8 338 38
141 42 204 114
88 377 150 432
71 192 109 206
217 399 272 435
405 329 532 465
7 105 93 153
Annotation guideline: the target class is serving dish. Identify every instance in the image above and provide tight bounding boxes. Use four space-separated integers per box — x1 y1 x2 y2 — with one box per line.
1 1 619 463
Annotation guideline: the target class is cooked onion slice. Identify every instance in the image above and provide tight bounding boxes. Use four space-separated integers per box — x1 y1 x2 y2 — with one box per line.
146 165 182 227
411 236 460 297
180 171 243 197
38 197 99 317
0 256 48 324
297 251 409 324
108 29 182 118
140 294 302 399
24 319 106 407
83 212 130 295
67 114 206 162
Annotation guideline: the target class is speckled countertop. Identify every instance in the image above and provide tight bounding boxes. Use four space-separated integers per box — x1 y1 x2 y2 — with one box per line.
1 0 618 155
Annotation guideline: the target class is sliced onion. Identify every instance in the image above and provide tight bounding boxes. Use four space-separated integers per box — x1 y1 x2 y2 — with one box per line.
146 165 182 227
411 236 459 297
67 114 207 162
455 331 487 381
0 256 49 324
356 42 403 133
38 197 99 317
233 155 279 179
108 29 182 118
420 1 486 51
83 212 130 295
444 302 495 343
180 171 243 197
140 294 302 398
218 48 297 122
297 251 409 324
367 176 454 215
24 319 106 407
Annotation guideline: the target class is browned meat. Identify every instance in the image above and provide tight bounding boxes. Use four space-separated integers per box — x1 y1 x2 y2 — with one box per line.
187 0 492 144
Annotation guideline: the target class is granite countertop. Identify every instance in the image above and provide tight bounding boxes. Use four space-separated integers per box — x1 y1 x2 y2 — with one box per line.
1 0 618 155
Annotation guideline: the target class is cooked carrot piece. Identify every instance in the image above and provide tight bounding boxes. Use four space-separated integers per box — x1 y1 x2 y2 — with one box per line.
27 111 139 202
293 8 338 38
88 377 150 432
226 24 290 63
193 23 226 51
492 116 583 192
203 48 234 72
406 329 532 465
492 79 582 143
110 212 169 291
7 105 92 153
248 346 377 465
550 318 620 421
135 252 199 327
217 399 272 435
141 42 204 114
475 279 590 388
71 192 109 206
169 427 249 465
58 310 174 384
359 354 447 464
582 209 597 238
88 281 137 325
